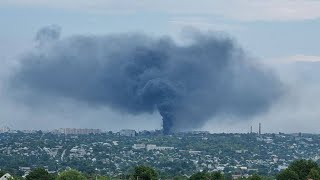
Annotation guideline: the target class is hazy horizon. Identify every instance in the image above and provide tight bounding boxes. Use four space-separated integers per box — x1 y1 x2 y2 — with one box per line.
1 1 320 133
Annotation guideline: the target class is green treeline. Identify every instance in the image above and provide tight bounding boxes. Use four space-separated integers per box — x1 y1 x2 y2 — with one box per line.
1 159 320 180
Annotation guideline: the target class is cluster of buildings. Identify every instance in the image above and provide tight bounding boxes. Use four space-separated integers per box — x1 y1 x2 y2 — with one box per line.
0 126 10 133
119 129 136 137
1 128 320 178
52 128 102 135
132 144 174 151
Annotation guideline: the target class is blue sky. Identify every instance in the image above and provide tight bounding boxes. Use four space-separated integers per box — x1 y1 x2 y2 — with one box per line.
1 1 320 60
0 1 320 133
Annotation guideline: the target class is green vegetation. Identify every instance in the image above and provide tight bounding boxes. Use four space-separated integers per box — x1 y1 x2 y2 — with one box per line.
189 171 224 180
26 167 55 180
308 168 320 180
276 169 299 180
0 171 6 177
132 165 158 180
247 174 262 180
56 169 86 180
277 159 320 180
2 131 320 179
2 160 320 179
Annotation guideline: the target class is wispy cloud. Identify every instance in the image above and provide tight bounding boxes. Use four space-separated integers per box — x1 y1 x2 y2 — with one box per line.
169 17 246 32
2 0 320 21
268 54 320 64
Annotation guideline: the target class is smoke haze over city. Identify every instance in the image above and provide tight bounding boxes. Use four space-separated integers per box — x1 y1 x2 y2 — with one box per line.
0 1 320 133
10 26 283 133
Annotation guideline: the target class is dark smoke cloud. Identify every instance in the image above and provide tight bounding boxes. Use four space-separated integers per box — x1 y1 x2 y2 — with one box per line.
12 28 283 134
35 25 61 46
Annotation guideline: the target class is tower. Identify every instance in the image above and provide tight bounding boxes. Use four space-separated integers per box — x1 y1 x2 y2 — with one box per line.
250 126 252 134
259 123 261 135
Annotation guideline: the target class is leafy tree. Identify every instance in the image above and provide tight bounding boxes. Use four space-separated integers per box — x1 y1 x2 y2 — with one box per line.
25 167 55 180
133 166 158 180
189 171 226 180
248 174 262 180
56 169 87 180
173 176 188 180
96 176 110 180
288 159 318 180
11 175 24 180
308 168 320 180
189 172 210 180
211 172 225 180
84 175 110 180
0 171 6 178
276 169 299 180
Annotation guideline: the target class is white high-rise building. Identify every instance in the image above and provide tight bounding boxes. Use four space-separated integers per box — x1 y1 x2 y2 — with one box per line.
119 129 136 137
0 126 10 133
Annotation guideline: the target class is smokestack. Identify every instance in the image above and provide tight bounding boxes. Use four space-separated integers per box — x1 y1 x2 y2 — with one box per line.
250 126 252 134
259 123 261 135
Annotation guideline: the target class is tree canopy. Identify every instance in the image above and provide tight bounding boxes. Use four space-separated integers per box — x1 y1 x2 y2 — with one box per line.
276 159 320 180
288 159 319 180
308 168 320 180
25 167 55 180
56 169 86 180
247 174 262 180
133 165 158 180
277 169 299 180
189 171 225 180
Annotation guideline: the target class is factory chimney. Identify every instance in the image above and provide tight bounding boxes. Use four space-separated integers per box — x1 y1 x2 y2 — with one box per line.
259 123 261 135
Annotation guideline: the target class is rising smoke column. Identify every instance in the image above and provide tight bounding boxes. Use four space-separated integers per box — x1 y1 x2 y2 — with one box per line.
12 26 283 134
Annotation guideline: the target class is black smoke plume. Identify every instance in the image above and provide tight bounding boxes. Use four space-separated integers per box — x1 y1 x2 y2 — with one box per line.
12 26 283 134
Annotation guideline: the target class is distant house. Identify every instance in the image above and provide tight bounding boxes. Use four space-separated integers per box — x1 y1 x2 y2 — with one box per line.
119 129 136 137
0 173 12 180
54 128 102 135
146 144 174 151
146 144 157 151
232 174 242 179
0 126 10 133
132 144 146 149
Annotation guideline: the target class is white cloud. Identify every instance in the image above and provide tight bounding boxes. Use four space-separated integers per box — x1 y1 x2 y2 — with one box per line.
213 0 320 21
169 16 246 32
267 54 320 64
282 55 320 62
2 0 320 21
